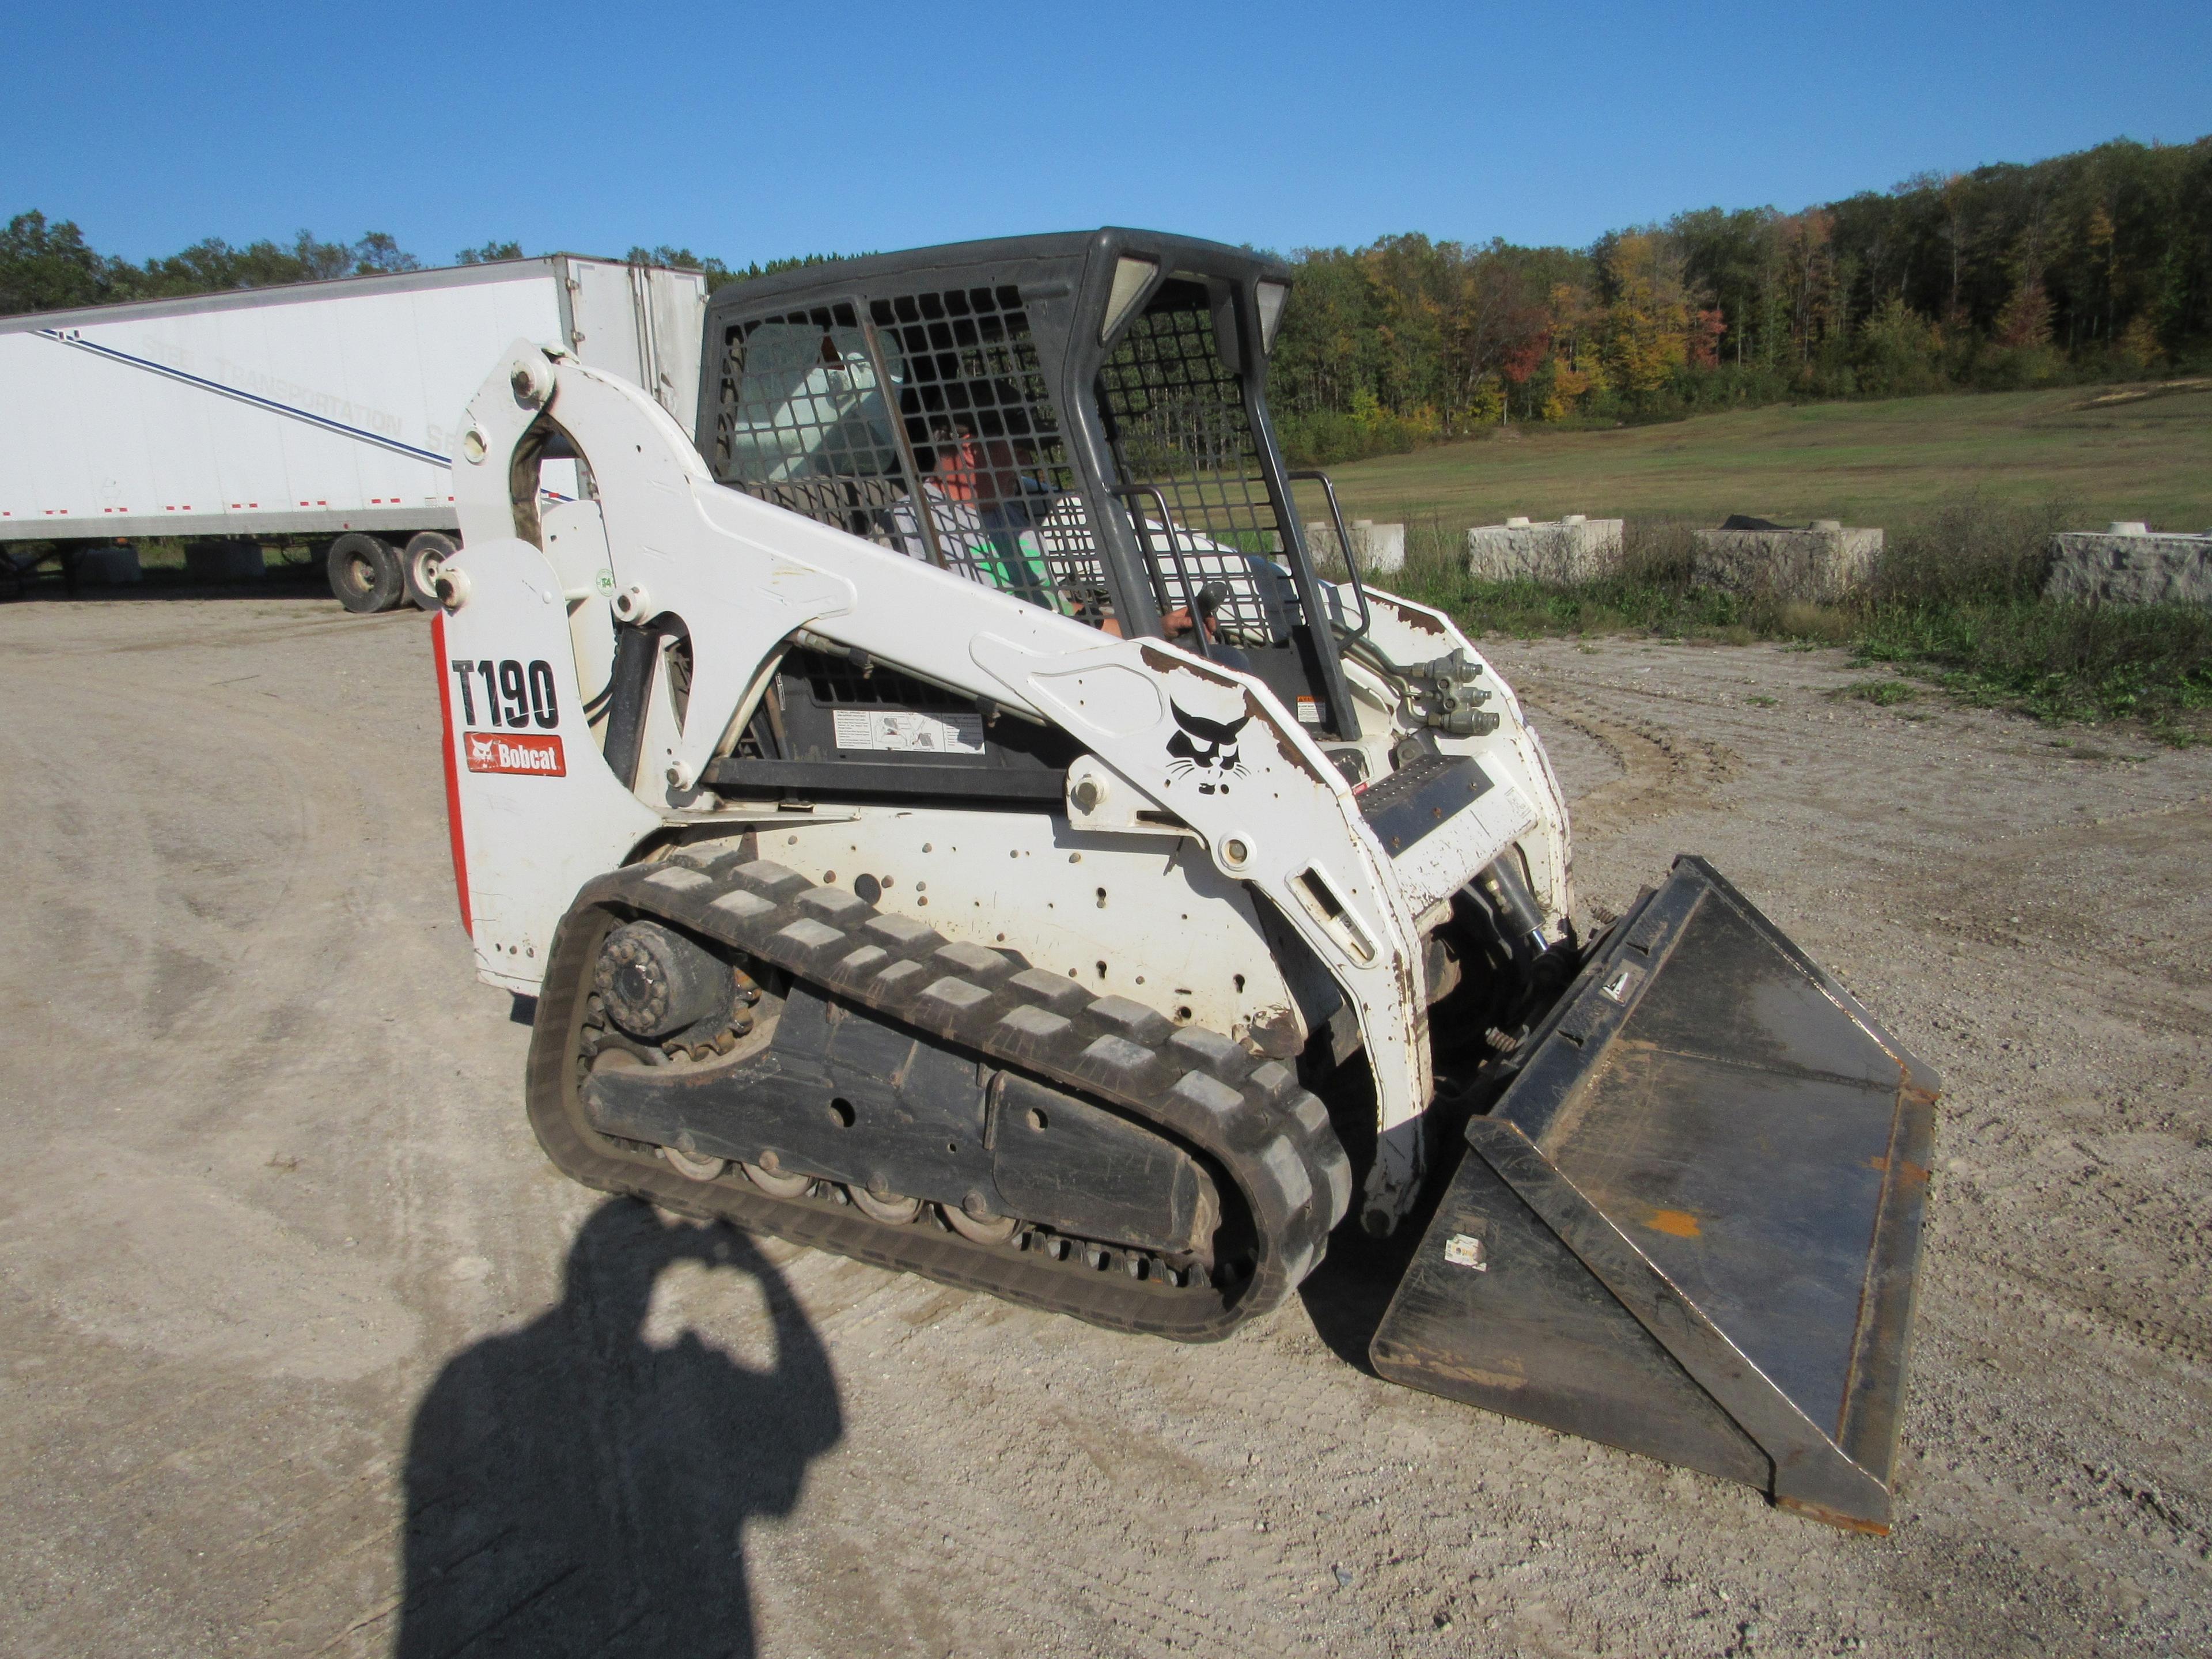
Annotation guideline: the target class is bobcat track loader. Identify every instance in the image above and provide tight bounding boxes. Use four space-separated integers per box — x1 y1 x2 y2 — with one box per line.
431 231 1938 1532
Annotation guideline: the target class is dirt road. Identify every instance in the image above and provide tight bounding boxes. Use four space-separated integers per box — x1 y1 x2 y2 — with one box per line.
2 597 2206 1657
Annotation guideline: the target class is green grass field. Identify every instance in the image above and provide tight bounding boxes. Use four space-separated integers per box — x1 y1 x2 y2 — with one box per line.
1293 380 2212 532
1278 382 2212 740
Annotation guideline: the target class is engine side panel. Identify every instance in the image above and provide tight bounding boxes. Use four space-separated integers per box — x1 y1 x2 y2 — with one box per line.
756 805 1303 1051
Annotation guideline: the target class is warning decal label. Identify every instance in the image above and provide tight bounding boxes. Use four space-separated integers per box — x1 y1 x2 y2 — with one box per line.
831 709 986 756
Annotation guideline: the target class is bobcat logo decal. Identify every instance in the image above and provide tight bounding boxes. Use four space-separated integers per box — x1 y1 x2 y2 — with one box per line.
1166 702 1251 796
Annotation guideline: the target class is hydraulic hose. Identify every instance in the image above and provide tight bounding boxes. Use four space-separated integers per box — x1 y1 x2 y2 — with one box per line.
601 620 660 789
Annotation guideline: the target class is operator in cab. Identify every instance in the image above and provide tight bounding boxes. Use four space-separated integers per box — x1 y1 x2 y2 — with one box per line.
888 380 1240 662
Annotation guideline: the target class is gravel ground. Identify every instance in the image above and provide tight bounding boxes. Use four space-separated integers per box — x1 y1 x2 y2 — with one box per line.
1 597 2206 1658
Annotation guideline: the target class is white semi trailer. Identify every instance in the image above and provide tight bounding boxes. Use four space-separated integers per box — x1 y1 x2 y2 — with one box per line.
0 256 707 610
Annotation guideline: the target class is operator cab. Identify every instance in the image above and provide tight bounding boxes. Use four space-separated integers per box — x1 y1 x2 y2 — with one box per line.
699 229 1364 759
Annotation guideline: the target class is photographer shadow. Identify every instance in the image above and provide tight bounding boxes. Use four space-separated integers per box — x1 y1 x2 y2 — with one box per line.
395 1199 842 1658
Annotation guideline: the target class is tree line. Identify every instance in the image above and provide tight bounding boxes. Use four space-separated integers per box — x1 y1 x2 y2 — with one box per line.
1268 134 2212 461
6 130 2207 465
0 221 830 317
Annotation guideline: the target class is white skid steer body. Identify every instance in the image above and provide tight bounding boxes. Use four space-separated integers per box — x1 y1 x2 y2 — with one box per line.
436 338 1568 1228
428 229 1937 1535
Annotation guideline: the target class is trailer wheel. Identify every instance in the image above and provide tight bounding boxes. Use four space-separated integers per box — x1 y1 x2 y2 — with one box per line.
402 531 459 611
328 533 404 613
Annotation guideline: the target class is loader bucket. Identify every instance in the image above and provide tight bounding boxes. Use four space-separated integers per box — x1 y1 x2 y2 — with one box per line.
1372 855 1938 1532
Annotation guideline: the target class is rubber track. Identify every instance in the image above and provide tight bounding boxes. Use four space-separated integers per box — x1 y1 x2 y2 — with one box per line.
525 850 1355 1342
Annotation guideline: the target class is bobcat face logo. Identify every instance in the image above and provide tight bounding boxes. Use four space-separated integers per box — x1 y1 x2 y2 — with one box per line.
1166 702 1250 795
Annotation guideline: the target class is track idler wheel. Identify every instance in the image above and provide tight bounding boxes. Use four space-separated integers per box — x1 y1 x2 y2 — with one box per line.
662 1146 727 1181
741 1157 810 1198
849 1185 922 1225
944 1196 1020 1245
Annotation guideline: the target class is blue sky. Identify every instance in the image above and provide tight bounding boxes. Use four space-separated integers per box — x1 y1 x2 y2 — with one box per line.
6 0 2209 268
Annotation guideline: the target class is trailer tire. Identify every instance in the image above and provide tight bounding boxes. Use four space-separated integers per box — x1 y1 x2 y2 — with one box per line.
402 531 459 611
328 533 404 613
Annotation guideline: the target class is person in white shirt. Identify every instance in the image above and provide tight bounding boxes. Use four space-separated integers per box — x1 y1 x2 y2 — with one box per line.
888 396 1060 609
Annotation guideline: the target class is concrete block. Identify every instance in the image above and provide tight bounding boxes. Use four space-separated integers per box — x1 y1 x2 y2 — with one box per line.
2043 524 2212 605
1691 519 1881 604
184 540 266 582
1465 514 1623 584
75 546 143 585
1307 519 1406 574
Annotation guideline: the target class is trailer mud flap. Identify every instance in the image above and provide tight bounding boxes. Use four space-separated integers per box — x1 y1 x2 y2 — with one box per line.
1372 855 1938 1532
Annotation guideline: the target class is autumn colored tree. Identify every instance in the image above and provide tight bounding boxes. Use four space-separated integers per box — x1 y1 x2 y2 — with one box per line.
1994 276 2055 349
